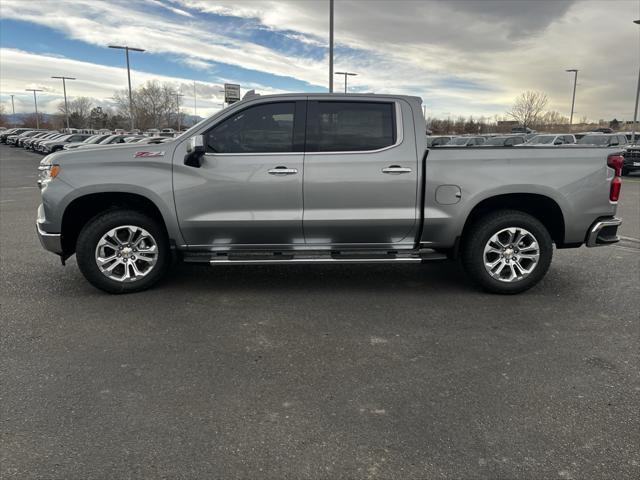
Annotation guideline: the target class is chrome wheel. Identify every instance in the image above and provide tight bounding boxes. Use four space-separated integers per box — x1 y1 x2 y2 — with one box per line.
94 225 158 282
483 227 540 283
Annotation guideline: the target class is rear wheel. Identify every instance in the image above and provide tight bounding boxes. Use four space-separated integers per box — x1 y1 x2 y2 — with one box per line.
76 210 170 293
462 210 553 294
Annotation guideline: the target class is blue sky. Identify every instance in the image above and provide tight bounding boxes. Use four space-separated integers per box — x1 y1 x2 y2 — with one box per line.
1 0 638 119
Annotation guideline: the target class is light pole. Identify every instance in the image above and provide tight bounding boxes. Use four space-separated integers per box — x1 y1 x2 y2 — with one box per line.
10 94 15 126
632 20 640 144
108 45 145 131
566 69 578 131
335 71 357 93
329 0 334 93
174 93 184 131
193 81 197 119
25 88 43 129
51 76 76 131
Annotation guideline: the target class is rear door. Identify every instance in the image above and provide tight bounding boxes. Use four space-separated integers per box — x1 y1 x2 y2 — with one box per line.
302 99 419 246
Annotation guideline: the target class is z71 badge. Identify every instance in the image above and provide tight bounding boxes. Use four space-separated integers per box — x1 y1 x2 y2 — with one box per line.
134 151 165 158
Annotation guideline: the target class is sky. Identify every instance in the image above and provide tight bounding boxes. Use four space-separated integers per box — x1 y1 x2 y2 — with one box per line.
0 0 638 121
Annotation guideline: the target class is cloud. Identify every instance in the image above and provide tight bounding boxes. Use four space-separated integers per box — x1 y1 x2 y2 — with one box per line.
0 48 284 117
1 0 638 120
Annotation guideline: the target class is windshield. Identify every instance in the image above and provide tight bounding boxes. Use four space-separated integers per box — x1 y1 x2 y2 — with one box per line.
578 135 611 146
450 137 470 145
528 135 555 144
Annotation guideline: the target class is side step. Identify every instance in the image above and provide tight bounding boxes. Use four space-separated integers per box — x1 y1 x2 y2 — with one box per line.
183 250 447 265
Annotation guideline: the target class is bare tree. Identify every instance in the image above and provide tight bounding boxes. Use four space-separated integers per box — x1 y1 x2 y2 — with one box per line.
58 97 93 128
113 81 179 130
506 91 549 129
0 104 7 127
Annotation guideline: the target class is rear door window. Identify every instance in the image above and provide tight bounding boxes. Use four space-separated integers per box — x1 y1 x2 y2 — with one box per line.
306 101 396 152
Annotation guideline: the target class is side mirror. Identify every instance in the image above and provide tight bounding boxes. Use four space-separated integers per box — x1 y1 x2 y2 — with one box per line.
184 135 205 168
187 135 205 154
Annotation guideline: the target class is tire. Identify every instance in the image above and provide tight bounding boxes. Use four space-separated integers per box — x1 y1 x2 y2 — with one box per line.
76 210 170 294
461 210 553 294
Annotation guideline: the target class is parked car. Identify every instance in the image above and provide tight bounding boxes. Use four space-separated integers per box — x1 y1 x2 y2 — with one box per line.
577 134 628 147
37 94 624 295
74 134 140 149
31 133 65 151
63 134 112 150
7 130 46 146
0 128 31 143
511 127 536 134
21 131 54 148
441 136 486 147
480 135 526 147
130 136 169 145
14 130 48 147
427 135 454 147
40 134 93 153
622 145 640 175
518 134 576 146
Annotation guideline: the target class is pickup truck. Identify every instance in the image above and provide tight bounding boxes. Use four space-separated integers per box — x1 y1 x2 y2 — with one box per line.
36 93 624 294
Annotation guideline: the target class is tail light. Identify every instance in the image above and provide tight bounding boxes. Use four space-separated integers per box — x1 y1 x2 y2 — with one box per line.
607 154 624 202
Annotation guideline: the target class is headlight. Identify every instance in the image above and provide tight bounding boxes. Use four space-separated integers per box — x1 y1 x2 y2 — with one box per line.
37 163 60 187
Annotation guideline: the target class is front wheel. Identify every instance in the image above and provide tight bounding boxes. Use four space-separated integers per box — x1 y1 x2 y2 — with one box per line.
76 210 170 293
461 210 553 294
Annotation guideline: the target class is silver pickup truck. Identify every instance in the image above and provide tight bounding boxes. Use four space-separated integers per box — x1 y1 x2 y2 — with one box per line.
36 93 624 294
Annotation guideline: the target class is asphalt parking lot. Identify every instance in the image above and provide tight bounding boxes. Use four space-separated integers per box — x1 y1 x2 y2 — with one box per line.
1 144 639 479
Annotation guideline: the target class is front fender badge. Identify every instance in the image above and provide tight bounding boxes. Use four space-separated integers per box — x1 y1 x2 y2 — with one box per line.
134 151 165 158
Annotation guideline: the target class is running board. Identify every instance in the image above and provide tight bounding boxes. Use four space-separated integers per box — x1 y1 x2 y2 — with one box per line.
183 250 447 265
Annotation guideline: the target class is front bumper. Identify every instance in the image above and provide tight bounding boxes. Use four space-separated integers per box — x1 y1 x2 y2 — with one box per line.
586 217 622 247
36 221 63 255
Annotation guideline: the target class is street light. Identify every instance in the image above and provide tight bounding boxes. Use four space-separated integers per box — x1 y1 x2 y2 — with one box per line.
566 69 578 131
173 92 184 131
25 88 43 129
632 20 640 144
51 76 76 131
193 81 197 118
108 45 145 131
329 0 334 93
10 94 15 126
335 71 357 93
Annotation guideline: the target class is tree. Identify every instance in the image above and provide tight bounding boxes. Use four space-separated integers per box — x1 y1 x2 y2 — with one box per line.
0 104 7 127
113 81 180 131
89 106 108 129
506 91 549 129
609 118 620 129
58 97 93 128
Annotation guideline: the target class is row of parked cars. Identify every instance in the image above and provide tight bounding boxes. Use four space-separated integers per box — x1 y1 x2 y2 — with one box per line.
0 128 172 153
427 131 638 175
427 132 633 149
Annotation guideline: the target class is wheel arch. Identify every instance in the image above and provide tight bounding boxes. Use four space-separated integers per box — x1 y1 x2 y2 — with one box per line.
460 193 567 247
60 191 175 256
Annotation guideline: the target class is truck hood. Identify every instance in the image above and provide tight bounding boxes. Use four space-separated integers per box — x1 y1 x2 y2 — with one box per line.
40 142 172 167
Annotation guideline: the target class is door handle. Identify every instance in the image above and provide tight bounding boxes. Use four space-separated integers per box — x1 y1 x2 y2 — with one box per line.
382 166 412 174
268 166 298 175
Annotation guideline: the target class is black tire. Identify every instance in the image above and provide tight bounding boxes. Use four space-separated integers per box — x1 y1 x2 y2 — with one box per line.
76 210 170 294
461 210 553 294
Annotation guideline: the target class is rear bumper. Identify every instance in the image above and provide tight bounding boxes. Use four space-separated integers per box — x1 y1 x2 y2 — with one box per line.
586 217 622 247
36 222 63 255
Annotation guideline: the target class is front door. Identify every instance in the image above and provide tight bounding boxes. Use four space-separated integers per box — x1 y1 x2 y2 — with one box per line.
302 99 419 246
174 100 306 247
